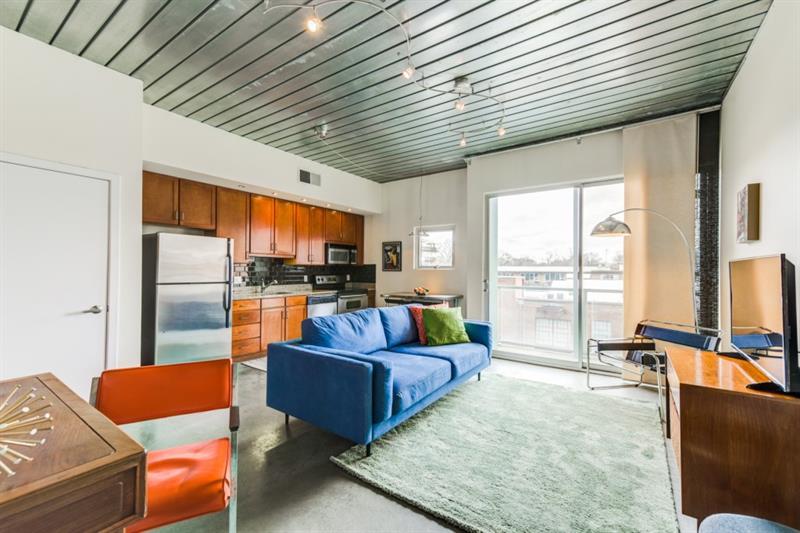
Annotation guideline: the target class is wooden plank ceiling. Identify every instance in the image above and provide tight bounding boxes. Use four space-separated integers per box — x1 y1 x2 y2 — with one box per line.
1 0 771 182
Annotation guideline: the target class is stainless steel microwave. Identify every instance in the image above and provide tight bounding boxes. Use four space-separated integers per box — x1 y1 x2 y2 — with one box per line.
326 244 357 265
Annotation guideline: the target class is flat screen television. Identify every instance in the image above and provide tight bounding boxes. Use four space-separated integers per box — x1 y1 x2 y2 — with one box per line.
730 254 799 393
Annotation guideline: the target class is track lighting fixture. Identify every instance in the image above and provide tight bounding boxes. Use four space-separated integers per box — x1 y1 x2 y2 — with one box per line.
263 0 509 164
314 123 329 139
305 10 322 33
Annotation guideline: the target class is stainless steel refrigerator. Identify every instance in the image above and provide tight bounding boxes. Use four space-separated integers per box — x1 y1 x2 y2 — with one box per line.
141 233 233 365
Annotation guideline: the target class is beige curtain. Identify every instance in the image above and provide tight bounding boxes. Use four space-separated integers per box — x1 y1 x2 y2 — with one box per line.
623 115 698 336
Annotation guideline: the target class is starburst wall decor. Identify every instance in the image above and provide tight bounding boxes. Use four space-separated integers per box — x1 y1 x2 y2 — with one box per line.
0 385 53 477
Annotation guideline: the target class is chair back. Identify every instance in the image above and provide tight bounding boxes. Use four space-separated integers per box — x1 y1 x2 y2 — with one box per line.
95 358 232 425
635 322 721 351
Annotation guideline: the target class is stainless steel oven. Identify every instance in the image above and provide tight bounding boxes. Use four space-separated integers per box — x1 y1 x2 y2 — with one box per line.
337 291 368 314
326 244 357 265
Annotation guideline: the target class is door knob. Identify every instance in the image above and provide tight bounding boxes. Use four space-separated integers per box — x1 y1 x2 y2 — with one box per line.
82 305 103 314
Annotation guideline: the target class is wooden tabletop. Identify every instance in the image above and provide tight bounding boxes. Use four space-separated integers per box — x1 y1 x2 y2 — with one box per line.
0 373 146 531
666 345 792 400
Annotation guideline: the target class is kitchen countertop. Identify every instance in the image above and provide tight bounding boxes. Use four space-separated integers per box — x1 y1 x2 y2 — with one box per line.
233 285 338 301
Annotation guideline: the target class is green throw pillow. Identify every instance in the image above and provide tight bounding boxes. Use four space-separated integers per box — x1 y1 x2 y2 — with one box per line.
422 307 470 346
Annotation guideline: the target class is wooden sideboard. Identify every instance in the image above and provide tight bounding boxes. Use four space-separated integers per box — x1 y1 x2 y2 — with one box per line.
0 374 145 532
666 347 800 528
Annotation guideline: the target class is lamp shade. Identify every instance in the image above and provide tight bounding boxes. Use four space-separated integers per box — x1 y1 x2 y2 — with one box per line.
591 216 631 237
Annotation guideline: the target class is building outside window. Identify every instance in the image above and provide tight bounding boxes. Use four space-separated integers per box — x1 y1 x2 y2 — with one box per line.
415 225 455 269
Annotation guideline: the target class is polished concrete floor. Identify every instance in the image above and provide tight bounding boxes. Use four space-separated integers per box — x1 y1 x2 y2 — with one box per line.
126 359 693 533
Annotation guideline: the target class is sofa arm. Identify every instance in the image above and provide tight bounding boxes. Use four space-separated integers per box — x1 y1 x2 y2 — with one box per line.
267 342 373 444
464 320 493 354
307 345 393 423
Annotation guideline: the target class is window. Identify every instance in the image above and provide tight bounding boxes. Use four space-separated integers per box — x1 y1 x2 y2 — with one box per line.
414 225 454 269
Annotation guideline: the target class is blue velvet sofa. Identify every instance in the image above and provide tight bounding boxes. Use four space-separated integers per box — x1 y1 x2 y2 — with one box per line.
267 306 492 453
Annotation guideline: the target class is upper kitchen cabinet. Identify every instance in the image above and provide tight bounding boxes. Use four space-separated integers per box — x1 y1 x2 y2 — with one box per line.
273 199 296 256
249 194 274 255
249 195 296 257
309 206 326 264
179 180 216 230
355 215 364 265
142 172 179 225
289 205 326 265
341 212 357 244
324 209 342 242
215 188 249 263
324 209 357 245
142 172 215 230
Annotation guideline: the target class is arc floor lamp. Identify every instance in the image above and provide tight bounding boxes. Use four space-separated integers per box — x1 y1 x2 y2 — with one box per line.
591 207 698 332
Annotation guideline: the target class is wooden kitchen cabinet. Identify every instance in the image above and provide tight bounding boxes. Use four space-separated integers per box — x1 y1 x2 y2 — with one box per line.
215 187 249 263
179 180 216 229
142 172 215 230
249 195 275 255
142 171 179 225
249 195 295 257
324 209 342 242
355 214 364 265
341 212 357 244
309 206 326 264
273 199 296 256
260 307 284 351
285 301 306 341
290 205 325 265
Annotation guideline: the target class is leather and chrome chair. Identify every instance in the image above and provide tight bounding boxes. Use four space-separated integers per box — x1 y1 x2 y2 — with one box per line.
586 319 721 421
92 358 238 532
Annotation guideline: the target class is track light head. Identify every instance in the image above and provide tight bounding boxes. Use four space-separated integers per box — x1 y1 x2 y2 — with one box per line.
497 126 506 137
305 8 322 32
459 133 467 147
454 99 465 112
401 63 415 80
314 124 329 139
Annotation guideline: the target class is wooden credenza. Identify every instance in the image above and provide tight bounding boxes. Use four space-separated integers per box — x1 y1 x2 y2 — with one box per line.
666 347 800 528
0 374 145 532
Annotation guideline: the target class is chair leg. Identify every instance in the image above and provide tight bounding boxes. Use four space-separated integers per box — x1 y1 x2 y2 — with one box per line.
478 372 481 381
229 430 238 533
285 413 289 425
365 443 371 457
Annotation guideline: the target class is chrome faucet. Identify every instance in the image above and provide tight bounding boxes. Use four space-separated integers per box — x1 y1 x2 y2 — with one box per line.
261 279 279 292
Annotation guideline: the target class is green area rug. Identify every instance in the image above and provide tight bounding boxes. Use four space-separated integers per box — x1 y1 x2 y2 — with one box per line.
332 375 677 533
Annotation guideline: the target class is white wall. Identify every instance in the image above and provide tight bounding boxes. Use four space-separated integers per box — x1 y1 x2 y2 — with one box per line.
0 27 144 368
143 105 381 214
365 169 467 304
465 131 624 318
720 0 800 346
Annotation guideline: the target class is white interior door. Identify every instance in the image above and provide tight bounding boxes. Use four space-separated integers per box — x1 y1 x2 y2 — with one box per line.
0 159 110 399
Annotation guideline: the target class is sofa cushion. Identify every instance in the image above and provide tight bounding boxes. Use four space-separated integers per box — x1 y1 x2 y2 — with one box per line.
302 308 388 354
390 342 489 378
378 306 419 348
367 350 452 414
423 307 470 346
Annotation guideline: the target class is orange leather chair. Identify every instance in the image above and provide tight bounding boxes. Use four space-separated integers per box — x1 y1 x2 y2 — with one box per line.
93 359 238 532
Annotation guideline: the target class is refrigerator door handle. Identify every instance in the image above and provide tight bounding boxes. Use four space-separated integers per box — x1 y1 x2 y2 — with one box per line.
224 241 233 328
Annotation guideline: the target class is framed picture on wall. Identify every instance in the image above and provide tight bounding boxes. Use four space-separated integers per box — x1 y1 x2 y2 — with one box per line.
737 183 760 243
382 241 402 272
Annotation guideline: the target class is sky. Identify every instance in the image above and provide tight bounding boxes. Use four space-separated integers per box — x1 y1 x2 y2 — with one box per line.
496 182 624 264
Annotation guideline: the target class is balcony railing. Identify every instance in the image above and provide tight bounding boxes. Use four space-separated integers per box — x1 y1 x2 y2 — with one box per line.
492 282 623 365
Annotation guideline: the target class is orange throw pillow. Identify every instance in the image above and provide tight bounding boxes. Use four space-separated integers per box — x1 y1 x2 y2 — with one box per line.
409 303 448 345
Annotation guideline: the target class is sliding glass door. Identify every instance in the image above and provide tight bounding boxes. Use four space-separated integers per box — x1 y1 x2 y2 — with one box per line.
488 180 623 368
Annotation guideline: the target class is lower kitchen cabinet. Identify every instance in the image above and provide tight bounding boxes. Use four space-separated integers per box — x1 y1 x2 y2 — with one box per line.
232 296 308 358
260 306 284 351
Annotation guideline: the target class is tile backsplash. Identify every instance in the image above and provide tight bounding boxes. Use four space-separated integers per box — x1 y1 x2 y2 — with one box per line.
234 257 375 287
